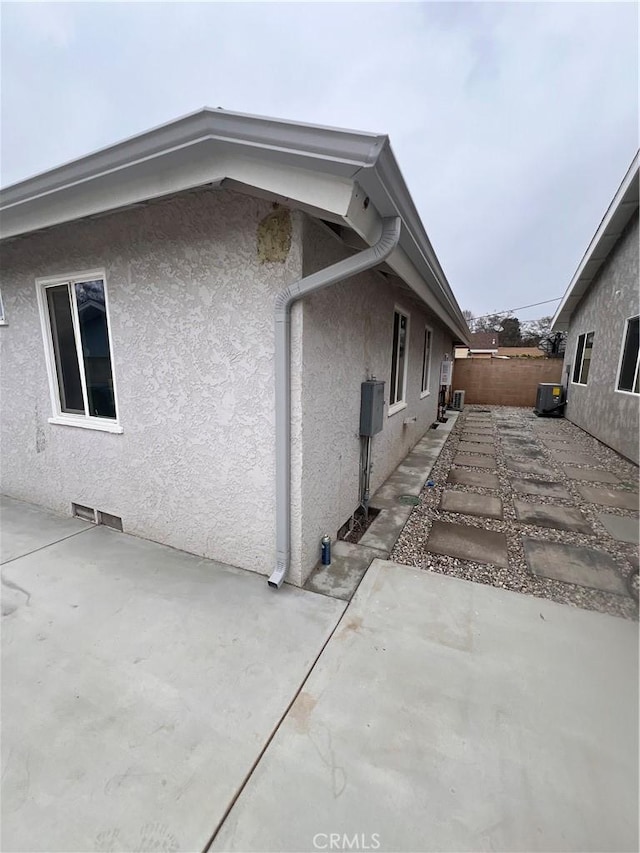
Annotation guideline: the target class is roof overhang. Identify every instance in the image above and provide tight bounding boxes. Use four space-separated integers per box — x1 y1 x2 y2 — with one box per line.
0 108 470 345
551 152 639 332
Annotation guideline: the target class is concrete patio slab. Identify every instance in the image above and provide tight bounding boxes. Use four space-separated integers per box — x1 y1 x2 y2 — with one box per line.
1 521 345 853
453 453 496 470
447 469 500 489
564 466 621 484
577 485 639 512
304 540 387 601
511 478 572 499
514 500 592 534
506 458 553 477
425 520 508 566
457 442 496 456
523 539 627 595
440 490 503 519
552 450 602 465
598 513 640 544
0 495 93 564
211 561 639 853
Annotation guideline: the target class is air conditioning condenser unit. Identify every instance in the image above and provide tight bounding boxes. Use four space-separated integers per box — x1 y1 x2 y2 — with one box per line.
451 390 465 411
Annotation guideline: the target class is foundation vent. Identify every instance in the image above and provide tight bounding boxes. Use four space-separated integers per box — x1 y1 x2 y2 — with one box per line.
72 503 96 523
97 511 123 531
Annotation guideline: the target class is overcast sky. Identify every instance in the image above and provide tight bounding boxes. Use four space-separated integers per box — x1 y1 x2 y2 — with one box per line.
1 2 638 322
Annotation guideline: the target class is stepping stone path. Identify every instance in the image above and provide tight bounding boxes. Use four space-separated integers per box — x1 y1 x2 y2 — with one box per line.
426 520 509 567
514 500 593 535
577 485 639 511
440 490 503 519
448 469 500 489
522 539 627 595
512 478 572 499
397 407 637 614
598 513 640 544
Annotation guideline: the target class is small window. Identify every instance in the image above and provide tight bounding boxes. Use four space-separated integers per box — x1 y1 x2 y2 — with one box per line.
37 272 120 430
389 309 409 411
0 289 6 324
572 331 594 385
617 316 639 394
421 326 432 396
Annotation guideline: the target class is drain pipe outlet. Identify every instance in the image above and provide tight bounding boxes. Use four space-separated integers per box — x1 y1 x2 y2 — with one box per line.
268 216 401 589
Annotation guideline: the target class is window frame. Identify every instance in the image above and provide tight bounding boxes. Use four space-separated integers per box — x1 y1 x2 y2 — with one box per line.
420 324 433 398
615 315 640 396
36 269 123 433
571 330 595 386
388 306 410 416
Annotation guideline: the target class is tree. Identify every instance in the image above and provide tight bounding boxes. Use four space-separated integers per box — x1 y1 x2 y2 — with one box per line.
462 309 475 332
521 315 553 347
500 317 522 346
473 313 506 334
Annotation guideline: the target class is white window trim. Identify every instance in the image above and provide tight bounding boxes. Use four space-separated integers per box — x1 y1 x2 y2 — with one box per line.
420 323 433 398
571 330 594 386
614 314 640 396
0 289 6 325
388 306 410 417
36 269 122 433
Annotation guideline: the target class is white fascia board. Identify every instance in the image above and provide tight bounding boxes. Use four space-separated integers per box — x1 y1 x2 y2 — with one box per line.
1 108 385 208
0 141 355 239
551 152 639 331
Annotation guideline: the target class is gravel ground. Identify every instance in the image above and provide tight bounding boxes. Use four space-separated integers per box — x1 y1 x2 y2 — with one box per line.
390 405 639 620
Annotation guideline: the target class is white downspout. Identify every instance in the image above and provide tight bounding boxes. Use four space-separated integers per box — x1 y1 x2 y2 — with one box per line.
268 216 402 589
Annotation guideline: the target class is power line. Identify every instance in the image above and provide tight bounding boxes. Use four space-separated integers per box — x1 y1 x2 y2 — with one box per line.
472 297 562 322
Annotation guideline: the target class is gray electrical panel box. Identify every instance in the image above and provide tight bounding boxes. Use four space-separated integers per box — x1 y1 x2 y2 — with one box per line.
360 380 385 436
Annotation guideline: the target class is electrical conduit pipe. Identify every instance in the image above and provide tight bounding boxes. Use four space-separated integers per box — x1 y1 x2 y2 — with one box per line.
268 216 402 588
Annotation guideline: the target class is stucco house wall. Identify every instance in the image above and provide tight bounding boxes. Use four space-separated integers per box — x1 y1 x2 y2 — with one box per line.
290 217 453 585
0 188 304 575
562 212 639 464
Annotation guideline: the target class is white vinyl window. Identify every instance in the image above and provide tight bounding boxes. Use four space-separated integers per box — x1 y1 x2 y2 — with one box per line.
572 331 594 385
389 308 409 414
421 325 432 397
36 271 122 433
0 288 6 324
616 315 639 395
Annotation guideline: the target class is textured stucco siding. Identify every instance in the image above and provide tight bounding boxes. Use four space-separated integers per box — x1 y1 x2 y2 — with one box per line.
292 217 453 586
562 212 639 464
0 189 303 575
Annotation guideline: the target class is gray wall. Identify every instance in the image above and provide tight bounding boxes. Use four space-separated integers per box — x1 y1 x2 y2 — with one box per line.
0 189 303 575
562 212 639 464
291 217 453 585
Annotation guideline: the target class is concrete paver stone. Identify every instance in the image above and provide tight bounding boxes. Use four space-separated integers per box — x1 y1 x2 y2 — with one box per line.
458 442 496 456
460 433 494 443
553 450 604 465
514 500 592 534
511 478 572 500
447 469 500 489
440 490 503 519
577 485 639 512
426 520 509 566
453 454 496 470
563 466 621 484
506 458 554 477
598 513 640 544
523 538 627 595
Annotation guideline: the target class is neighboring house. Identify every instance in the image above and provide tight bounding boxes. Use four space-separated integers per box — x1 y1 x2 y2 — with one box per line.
0 109 470 588
496 347 546 358
454 330 500 358
552 152 639 464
